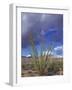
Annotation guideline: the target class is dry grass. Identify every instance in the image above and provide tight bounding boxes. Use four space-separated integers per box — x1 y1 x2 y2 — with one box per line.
21 56 63 77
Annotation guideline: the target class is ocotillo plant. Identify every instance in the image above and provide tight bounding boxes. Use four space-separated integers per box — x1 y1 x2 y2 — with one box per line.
29 32 53 75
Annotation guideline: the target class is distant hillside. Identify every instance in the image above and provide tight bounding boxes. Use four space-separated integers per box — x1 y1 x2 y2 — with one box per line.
21 55 63 65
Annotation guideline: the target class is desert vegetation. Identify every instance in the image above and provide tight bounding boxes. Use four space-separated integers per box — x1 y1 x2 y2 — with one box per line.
21 32 63 77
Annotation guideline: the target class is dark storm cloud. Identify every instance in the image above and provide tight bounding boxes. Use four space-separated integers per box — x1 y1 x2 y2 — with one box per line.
21 12 63 48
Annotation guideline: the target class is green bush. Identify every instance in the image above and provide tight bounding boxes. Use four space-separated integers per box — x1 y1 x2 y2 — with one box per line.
48 60 63 74
29 32 53 76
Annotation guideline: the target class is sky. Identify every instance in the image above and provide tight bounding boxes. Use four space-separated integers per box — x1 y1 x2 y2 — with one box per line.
21 12 63 57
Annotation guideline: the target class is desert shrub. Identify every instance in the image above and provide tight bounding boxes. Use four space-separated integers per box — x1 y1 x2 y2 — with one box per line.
29 32 53 76
31 56 49 75
48 60 63 74
28 32 63 76
22 63 34 70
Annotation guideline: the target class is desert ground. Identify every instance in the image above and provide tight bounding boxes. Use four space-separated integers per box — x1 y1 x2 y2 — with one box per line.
21 56 63 77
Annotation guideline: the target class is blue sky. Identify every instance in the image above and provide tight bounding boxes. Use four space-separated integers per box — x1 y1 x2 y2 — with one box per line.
21 12 63 57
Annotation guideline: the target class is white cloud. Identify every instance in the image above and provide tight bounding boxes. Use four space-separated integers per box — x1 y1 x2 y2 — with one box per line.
26 54 31 57
53 46 63 58
54 46 63 51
